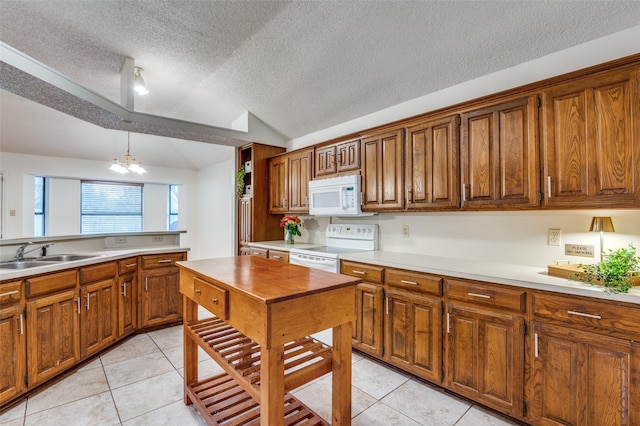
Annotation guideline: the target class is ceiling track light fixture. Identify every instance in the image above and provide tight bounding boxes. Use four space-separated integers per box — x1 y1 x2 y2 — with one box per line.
109 132 146 174
133 66 148 95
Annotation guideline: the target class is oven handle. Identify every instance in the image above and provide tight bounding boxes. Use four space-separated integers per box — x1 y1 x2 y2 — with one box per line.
290 254 335 264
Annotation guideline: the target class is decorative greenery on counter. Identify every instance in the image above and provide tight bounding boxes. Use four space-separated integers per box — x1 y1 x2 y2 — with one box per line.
236 165 246 199
573 244 640 294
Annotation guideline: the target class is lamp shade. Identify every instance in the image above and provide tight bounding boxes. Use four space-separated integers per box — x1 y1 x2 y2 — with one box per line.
589 216 615 233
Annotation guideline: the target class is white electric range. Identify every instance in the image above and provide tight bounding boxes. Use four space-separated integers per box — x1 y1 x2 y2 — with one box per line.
289 224 378 273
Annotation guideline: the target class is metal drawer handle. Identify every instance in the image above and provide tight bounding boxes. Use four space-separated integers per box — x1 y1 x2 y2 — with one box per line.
86 293 90 310
195 289 202 295
122 281 128 297
547 176 552 198
272 255 281 259
534 333 539 358
212 298 219 305
18 314 24 335
157 259 172 263
125 263 137 268
352 270 366 275
77 296 81 314
468 292 491 299
400 280 418 285
0 290 19 298
568 310 601 320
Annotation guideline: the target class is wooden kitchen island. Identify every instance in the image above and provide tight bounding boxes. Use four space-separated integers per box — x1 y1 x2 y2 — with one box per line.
177 256 360 426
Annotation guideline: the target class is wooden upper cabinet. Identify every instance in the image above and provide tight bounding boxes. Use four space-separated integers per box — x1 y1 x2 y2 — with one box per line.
288 148 313 213
268 155 288 213
315 139 361 178
361 128 404 211
460 95 539 209
541 68 640 208
315 145 337 177
405 115 460 210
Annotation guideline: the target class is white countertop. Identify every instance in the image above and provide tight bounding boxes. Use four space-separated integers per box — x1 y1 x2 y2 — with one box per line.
340 250 640 305
248 240 323 251
0 246 189 281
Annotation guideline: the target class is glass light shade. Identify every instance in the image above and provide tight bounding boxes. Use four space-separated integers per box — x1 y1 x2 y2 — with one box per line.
133 67 148 95
589 217 615 233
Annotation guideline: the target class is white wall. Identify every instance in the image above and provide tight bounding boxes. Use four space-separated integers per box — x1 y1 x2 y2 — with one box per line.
293 210 640 268
195 155 236 259
0 152 206 255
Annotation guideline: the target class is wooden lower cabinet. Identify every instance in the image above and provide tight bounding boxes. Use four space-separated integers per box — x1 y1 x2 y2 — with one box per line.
445 303 525 417
0 281 25 406
117 257 138 337
79 262 117 358
385 289 442 383
140 267 182 328
529 323 639 425
353 282 384 357
26 287 79 387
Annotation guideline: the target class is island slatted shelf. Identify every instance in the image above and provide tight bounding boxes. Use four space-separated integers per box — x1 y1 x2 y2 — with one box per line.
178 256 360 426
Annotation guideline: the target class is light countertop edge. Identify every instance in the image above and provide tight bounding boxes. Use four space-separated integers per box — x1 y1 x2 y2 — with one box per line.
248 241 323 251
339 250 640 305
0 246 190 281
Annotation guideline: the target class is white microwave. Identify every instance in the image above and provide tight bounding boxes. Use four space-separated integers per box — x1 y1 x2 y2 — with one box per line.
308 175 372 216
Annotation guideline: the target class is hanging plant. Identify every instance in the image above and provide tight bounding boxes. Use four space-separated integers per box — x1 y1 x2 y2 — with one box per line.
236 165 246 199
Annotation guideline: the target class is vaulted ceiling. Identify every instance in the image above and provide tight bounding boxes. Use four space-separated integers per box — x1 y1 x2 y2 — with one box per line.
1 1 639 169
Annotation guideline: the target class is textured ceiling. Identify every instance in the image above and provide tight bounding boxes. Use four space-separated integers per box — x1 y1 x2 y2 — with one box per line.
1 1 640 169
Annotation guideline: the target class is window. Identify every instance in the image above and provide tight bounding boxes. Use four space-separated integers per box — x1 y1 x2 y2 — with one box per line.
34 176 46 237
81 181 143 234
168 184 179 231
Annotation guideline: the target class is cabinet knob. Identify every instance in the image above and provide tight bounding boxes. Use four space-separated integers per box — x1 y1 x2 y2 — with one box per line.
212 298 219 305
195 289 202 295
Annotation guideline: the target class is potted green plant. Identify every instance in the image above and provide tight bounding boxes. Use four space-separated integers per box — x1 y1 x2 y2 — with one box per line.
573 244 640 294
236 165 246 199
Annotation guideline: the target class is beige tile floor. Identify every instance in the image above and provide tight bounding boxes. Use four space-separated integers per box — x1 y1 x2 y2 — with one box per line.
1 308 522 426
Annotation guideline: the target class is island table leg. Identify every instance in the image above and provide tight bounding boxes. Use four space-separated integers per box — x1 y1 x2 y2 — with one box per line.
183 296 198 405
332 322 353 425
260 344 285 426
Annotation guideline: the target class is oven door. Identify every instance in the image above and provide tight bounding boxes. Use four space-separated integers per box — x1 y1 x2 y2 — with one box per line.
289 252 338 273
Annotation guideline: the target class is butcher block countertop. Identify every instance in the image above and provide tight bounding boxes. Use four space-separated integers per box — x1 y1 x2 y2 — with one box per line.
339 250 640 305
177 255 358 304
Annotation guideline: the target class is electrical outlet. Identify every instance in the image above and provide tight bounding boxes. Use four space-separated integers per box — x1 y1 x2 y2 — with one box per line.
114 237 127 244
152 235 164 242
548 228 561 246
402 225 410 238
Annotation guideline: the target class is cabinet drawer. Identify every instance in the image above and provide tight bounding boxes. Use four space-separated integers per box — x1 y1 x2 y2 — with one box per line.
446 279 526 312
341 261 384 284
141 253 185 269
194 277 229 320
386 268 442 295
79 262 116 284
0 280 22 303
533 292 640 335
249 248 268 258
26 270 77 298
118 257 138 274
268 250 289 262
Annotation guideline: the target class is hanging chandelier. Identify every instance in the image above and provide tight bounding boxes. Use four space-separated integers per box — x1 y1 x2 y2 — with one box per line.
109 132 146 174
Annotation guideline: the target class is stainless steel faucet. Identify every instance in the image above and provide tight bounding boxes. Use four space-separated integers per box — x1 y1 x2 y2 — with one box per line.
14 242 54 261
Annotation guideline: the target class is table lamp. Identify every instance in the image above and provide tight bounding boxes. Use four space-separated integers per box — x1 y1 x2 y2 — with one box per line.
589 216 615 263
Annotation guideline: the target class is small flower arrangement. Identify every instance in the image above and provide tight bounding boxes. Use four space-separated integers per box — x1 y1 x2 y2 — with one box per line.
280 215 301 244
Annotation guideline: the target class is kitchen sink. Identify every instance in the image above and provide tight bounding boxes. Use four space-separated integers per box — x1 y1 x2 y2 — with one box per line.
36 254 98 262
0 260 59 270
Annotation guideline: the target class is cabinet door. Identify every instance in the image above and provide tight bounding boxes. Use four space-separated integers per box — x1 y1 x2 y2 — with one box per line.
238 196 252 248
269 155 288 213
405 115 460 210
118 272 137 337
361 129 404 211
353 283 384 357
530 322 636 425
542 68 640 207
445 303 524 417
460 96 539 209
336 139 361 172
315 145 336 177
0 303 25 405
80 278 117 357
140 267 182 328
27 289 79 387
288 148 313 213
385 290 442 383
